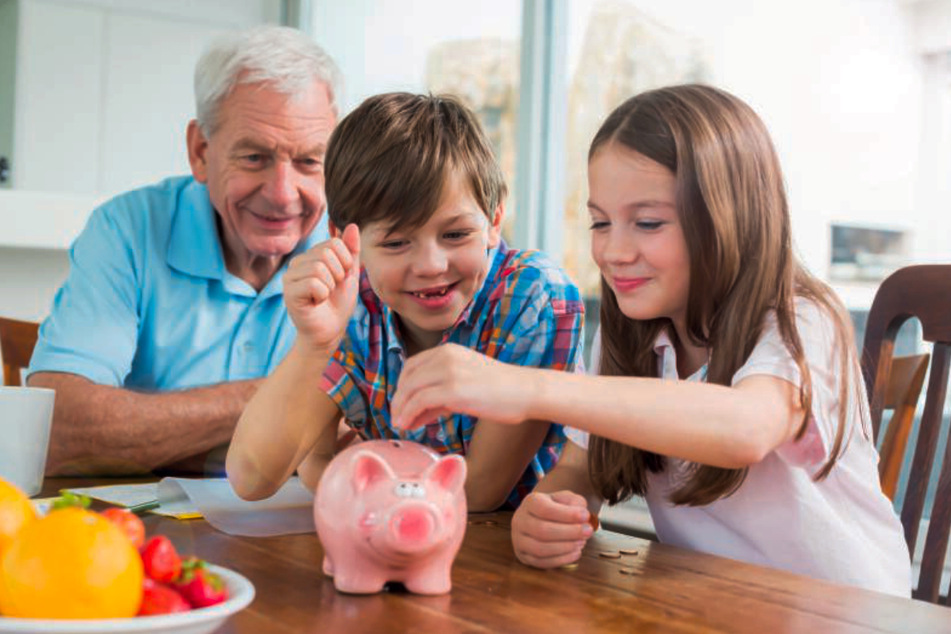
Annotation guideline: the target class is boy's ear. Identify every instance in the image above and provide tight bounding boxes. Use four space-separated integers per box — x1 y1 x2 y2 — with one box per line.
487 201 505 248
186 120 209 184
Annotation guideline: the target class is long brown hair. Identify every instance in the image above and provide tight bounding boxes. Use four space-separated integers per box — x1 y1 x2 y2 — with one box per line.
588 84 860 506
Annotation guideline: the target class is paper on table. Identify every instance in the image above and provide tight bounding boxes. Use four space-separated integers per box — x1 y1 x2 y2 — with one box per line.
61 482 201 519
158 477 316 537
62 477 317 536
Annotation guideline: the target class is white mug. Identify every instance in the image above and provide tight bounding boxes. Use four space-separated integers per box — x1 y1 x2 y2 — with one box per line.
0 386 55 496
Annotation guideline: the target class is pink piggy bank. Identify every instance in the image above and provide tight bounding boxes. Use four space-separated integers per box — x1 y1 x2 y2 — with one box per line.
314 439 468 595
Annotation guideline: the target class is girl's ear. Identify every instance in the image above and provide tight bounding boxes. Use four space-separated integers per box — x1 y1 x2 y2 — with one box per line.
487 201 505 248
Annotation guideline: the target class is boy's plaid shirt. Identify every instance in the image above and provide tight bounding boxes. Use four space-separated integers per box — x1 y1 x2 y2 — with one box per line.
319 241 585 508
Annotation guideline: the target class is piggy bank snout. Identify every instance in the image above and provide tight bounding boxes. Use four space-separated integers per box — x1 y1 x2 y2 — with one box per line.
389 503 439 548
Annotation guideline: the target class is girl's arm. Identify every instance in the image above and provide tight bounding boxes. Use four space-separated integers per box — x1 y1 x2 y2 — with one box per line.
511 442 602 568
393 345 804 469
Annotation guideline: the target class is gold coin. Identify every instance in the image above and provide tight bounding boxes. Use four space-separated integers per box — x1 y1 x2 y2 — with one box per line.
588 512 600 532
559 562 580 571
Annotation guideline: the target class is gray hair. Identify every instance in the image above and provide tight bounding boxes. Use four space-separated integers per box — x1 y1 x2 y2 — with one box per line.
194 25 343 136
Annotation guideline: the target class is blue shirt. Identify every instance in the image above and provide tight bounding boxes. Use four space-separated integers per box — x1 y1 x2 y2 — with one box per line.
28 176 328 390
320 241 585 508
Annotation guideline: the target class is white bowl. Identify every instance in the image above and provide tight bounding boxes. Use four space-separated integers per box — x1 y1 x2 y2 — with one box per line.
0 564 254 634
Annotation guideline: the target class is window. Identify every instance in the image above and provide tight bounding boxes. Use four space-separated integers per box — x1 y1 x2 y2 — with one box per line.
310 1 522 237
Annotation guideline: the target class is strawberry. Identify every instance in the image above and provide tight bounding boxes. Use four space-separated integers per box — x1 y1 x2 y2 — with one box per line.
100 508 146 550
137 578 191 616
174 557 228 608
140 535 182 583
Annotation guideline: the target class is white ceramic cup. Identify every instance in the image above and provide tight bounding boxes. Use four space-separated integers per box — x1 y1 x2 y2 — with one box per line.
0 386 55 496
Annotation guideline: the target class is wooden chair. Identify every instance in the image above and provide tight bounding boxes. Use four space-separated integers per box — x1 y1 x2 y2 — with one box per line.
0 317 39 387
862 264 951 604
877 353 930 500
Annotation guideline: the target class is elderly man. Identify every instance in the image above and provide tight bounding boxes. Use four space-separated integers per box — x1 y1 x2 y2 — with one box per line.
27 26 341 476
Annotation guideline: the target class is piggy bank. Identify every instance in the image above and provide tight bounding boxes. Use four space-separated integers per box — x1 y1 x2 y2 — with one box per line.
314 439 467 595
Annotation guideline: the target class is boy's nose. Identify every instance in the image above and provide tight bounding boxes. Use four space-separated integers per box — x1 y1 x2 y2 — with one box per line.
412 244 449 275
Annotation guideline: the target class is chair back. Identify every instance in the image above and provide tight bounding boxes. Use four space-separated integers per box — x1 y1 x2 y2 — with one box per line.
862 264 951 604
878 353 930 500
0 317 39 387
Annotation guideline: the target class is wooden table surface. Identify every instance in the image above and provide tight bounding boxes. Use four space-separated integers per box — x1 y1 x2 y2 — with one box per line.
39 478 951 633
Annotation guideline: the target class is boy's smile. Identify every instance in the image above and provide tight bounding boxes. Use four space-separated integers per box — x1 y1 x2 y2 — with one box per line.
360 170 504 353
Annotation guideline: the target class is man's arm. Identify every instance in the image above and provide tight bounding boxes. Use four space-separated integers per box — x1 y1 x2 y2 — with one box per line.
28 371 260 476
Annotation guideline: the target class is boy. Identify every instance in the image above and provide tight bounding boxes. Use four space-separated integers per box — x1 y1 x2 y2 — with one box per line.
226 93 583 511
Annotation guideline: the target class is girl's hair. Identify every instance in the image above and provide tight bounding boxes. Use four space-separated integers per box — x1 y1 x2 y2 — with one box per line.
194 25 343 137
588 84 860 506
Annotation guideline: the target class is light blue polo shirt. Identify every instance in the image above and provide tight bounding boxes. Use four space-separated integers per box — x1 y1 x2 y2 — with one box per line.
28 175 328 390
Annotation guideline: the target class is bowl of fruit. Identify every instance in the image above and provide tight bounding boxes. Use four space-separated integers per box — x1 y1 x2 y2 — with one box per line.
0 479 254 634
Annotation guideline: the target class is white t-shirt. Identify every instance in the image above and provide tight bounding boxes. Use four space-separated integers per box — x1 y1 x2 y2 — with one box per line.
566 299 911 596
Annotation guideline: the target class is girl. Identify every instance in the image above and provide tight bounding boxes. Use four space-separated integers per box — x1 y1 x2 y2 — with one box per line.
391 84 911 596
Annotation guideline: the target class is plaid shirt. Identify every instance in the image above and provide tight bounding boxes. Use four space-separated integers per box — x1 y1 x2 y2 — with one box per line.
320 240 585 508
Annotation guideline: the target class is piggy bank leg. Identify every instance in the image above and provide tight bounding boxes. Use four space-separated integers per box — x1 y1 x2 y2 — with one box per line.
332 568 391 595
402 563 453 595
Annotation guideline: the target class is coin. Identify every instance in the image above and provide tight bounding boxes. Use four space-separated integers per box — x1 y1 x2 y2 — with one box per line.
598 550 621 559
588 512 600 532
619 548 639 556
559 562 580 571
619 567 636 575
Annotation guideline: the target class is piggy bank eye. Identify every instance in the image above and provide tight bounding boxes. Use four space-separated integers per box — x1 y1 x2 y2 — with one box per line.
394 482 426 498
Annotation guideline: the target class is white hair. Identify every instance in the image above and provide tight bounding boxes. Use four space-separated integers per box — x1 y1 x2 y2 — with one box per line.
194 25 343 136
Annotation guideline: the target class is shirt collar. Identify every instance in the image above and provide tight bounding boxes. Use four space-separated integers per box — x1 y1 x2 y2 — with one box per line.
167 179 224 281
653 329 708 382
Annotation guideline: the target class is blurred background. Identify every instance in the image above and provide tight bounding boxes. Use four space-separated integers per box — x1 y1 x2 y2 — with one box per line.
1 0 949 557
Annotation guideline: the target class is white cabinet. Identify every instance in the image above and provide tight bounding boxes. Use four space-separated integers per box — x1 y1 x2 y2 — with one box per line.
2 0 283 197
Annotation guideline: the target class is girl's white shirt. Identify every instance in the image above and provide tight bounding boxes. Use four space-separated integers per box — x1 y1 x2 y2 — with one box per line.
566 298 912 596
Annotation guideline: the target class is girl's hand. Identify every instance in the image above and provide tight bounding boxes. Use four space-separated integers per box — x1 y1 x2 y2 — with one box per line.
511 490 593 568
283 224 360 353
391 343 534 430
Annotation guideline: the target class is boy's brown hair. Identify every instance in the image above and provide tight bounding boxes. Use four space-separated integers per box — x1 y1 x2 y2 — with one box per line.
324 92 506 233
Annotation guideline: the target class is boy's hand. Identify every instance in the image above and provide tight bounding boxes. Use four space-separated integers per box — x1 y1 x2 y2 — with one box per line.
283 223 361 352
511 491 593 568
391 344 532 430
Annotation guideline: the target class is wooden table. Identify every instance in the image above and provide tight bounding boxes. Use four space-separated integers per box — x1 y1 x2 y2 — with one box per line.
41 478 951 633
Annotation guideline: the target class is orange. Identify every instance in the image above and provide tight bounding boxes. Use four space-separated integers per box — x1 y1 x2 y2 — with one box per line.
0 507 143 619
0 476 36 560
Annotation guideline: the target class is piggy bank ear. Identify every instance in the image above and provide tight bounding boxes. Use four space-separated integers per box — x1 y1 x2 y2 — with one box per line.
351 451 396 494
424 454 466 495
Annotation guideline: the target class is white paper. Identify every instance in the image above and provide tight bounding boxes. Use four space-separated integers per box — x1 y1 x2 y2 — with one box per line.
158 477 316 537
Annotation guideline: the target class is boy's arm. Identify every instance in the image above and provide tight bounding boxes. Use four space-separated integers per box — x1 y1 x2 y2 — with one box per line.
228 225 362 500
465 419 553 512
226 342 342 500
